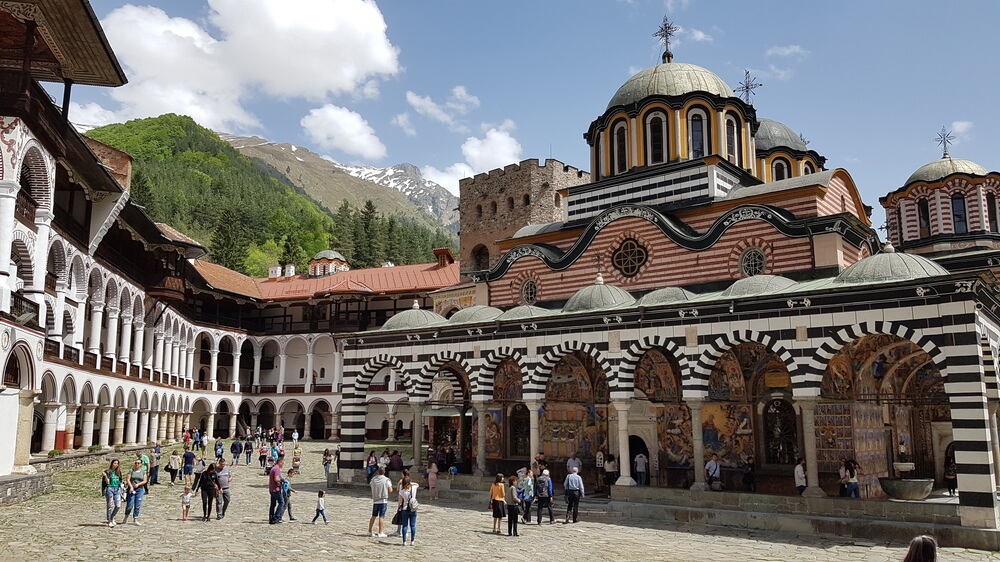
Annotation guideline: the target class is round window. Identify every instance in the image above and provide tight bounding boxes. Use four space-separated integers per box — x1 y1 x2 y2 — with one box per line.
519 278 538 305
611 238 648 278
740 248 766 277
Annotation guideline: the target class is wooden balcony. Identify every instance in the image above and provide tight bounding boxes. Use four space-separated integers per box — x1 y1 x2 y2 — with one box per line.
313 384 333 393
284 385 305 394
369 383 389 392
100 356 113 371
145 273 185 302
217 382 233 392
4 292 40 330
258 385 277 394
14 190 37 228
43 338 59 360
84 351 99 369
64 346 80 364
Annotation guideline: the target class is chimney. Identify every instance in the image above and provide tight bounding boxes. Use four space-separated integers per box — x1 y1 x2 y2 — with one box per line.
433 247 455 268
268 264 281 279
284 263 296 277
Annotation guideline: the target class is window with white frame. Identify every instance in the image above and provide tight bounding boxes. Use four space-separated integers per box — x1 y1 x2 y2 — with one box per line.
645 111 667 165
688 108 708 158
614 122 628 175
725 114 741 166
772 158 790 181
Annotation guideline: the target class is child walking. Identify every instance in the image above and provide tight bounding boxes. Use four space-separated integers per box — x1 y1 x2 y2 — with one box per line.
179 485 193 521
312 490 328 524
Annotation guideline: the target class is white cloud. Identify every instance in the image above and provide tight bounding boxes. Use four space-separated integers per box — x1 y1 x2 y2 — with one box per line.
96 0 399 133
765 45 810 58
688 28 712 42
392 113 417 137
750 65 793 81
445 86 480 115
666 0 692 12
405 86 480 132
951 120 973 134
69 101 119 131
300 104 386 160
406 91 457 129
422 125 523 194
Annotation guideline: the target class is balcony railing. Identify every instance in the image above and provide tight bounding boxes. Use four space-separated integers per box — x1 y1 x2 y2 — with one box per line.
284 385 304 394
14 190 37 226
8 292 40 330
44 272 57 292
84 351 98 368
193 381 210 391
313 384 333 393
368 383 389 392
100 356 113 371
258 385 277 394
43 338 59 359
64 346 80 364
217 382 233 392
115 361 127 375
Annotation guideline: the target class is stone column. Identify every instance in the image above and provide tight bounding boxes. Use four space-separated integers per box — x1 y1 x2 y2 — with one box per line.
14 390 36 468
613 400 636 486
64 405 78 450
126 408 139 445
165 412 175 442
303 412 312 441
113 408 126 446
104 307 119 364
990 403 1000 490
330 413 340 439
142 326 154 376
209 348 219 391
154 412 165 442
170 342 180 382
0 183 17 310
206 411 216 438
305 352 314 393
229 413 238 439
138 410 149 445
232 352 242 393
386 412 397 441
412 403 424 465
118 315 133 367
183 413 191 434
153 334 165 377
87 304 104 356
475 405 487 475
252 352 262 391
186 348 196 389
797 398 825 497
80 405 96 448
277 353 287 392
132 321 144 377
98 407 112 447
526 400 541 462
689 400 707 491
40 402 58 452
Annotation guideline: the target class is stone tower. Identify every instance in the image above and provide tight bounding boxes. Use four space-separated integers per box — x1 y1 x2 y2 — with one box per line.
458 158 590 276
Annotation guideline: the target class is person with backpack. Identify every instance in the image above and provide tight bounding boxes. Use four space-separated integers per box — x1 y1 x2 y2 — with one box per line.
397 474 419 546
230 439 243 466
102 459 124 527
214 438 225 463
535 468 554 524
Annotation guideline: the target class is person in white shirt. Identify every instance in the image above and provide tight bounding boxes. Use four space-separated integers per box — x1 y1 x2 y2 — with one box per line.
633 453 648 486
794 457 807 494
705 453 721 488
312 490 327 524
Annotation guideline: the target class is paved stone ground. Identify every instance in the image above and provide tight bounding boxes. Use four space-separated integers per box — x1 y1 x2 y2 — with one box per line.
0 441 996 561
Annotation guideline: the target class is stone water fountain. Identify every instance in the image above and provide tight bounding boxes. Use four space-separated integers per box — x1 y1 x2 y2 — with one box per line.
877 441 934 500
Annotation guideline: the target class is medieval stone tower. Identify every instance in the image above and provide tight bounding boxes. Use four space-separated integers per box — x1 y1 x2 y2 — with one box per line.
458 158 590 275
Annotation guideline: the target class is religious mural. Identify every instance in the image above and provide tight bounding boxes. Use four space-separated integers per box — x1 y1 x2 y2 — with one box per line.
700 403 754 466
709 343 788 401
821 334 944 401
492 360 523 402
657 404 693 467
471 407 504 459
634 350 680 402
539 352 609 460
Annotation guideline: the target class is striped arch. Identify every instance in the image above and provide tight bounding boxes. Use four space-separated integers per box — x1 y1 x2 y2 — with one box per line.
807 320 946 395
415 350 473 401
692 330 796 397
617 335 689 400
358 354 408 393
527 340 613 399
477 346 527 401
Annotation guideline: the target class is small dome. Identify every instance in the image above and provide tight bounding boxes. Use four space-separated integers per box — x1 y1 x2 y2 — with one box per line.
513 222 564 238
379 300 446 331
448 305 503 324
312 249 347 262
721 275 797 298
755 118 807 152
637 286 695 307
905 156 987 186
562 274 636 314
607 62 734 109
496 305 554 322
834 245 949 284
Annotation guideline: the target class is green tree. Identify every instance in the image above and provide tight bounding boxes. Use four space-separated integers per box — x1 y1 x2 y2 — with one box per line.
243 239 282 277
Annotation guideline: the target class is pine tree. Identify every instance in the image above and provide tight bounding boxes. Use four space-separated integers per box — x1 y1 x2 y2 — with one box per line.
209 207 253 271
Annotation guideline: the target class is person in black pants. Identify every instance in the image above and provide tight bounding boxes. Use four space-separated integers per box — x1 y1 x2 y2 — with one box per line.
200 462 220 521
535 469 554 524
563 466 585 524
505 475 521 536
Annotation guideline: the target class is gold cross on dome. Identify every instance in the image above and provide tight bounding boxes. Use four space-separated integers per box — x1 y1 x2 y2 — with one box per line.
934 126 955 158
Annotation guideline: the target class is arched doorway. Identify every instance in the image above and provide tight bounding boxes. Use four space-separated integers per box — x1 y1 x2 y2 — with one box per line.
633 348 689 487
426 362 472 472
508 403 530 457
629 435 650 484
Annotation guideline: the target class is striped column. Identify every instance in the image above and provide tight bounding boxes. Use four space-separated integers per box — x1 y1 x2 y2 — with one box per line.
943 339 999 528
981 336 1000 490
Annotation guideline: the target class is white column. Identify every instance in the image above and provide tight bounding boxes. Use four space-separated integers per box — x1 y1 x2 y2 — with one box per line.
132 321 144 377
304 352 314 393
991 404 1000 490
209 348 219 391
171 342 180 381
206 411 216 438
277 353 287 392
126 408 139 445
80 405 96 448
689 400 707 491
113 408 126 446
148 411 159 444
118 315 133 367
98 407 112 447
186 348 196 389
103 307 119 363
613 400 636 486
41 402 59 452
232 352 242 393
526 400 541 463
87 304 104 356
0 183 17 310
797 398 825 497
153 333 165 377
64 405 78 450
252 352 262 391
138 410 149 445
229 413 238 439
386 412 397 441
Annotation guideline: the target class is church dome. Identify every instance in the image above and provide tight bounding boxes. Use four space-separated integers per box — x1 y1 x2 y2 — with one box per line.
448 305 503 324
312 249 347 262
834 245 949 284
905 156 987 186
562 275 636 313
496 305 554 322
721 275 796 298
379 300 446 331
755 118 807 152
607 62 734 109
637 286 694 307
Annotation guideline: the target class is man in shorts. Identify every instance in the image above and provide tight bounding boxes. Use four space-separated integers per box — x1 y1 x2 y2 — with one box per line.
182 447 196 487
368 467 393 537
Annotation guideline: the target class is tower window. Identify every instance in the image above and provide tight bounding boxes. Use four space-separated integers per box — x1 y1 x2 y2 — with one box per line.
803 162 815 175
490 201 498 216
507 197 514 210
917 199 931 238
646 112 666 165
896 206 904 243
554 193 561 207
614 123 628 175
476 205 483 219
739 247 766 277
689 110 707 158
523 194 530 206
725 115 741 166
952 193 968 234
772 159 789 181
989 193 999 233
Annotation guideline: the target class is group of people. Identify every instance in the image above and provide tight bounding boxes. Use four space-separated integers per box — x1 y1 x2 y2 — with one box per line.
364 449 413 481
485 451 584 537
367 467 419 545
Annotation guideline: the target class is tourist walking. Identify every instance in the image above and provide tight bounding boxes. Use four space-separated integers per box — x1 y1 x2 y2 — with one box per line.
182 447 196 486
489 473 506 534
398 474 419 546
258 443 268 470
214 438 225 464
517 468 534 524
200 462 220 521
244 437 254 465
230 439 243 466
844 459 861 498
634 452 648 486
179 485 193 521
794 457 807 495
122 458 148 525
742 456 756 492
201 432 209 453
535 468 554 524
604 454 618 487
903 534 938 562
137 450 151 493
563 466 585 523
566 451 582 476
102 459 123 527
944 456 958 496
426 461 439 500
292 429 299 447
216 458 234 518
192 454 207 492
505 474 522 536
283 468 298 521
166 449 182 485
368 467 392 537
268 458 286 524
838 458 849 497
313 490 328 524
150 443 161 486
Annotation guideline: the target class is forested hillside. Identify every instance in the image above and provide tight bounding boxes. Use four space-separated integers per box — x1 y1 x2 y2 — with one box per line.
87 114 456 277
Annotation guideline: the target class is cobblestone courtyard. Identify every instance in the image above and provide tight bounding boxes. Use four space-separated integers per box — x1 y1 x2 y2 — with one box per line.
0 442 996 561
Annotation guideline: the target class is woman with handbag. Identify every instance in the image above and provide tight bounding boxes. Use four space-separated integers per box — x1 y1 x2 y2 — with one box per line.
199 462 220 521
489 473 506 534
505 475 522 536
397 474 419 546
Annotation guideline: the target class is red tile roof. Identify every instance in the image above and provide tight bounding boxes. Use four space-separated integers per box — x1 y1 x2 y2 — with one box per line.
155 222 204 248
193 260 262 299
256 261 461 301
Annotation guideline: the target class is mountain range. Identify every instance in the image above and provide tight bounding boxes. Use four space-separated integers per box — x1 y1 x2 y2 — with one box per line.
220 134 459 231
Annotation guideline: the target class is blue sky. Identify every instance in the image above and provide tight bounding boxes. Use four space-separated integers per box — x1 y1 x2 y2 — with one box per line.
69 0 1000 231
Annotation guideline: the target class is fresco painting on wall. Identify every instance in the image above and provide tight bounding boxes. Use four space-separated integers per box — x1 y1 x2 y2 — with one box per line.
634 350 679 402
657 404 693 467
700 403 754 466
472 407 505 459
493 360 523 402
539 402 607 460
